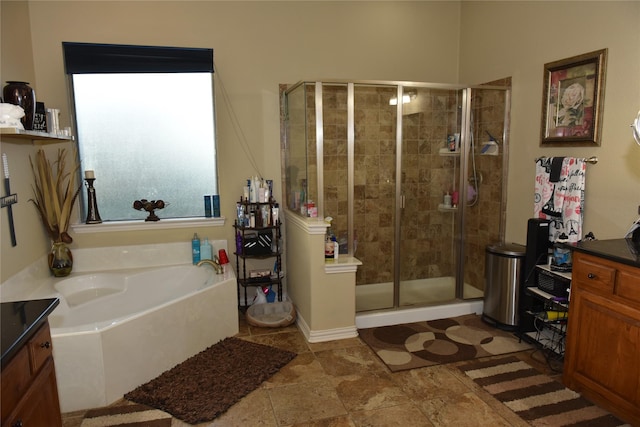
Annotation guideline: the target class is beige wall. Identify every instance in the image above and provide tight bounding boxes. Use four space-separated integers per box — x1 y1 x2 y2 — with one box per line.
1 1 51 282
459 1 640 244
2 1 638 284
1 1 461 281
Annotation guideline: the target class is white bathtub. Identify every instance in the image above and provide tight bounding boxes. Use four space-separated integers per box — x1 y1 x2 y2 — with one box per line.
0 242 239 413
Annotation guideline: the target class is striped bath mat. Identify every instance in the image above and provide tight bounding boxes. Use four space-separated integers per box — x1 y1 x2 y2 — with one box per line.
80 403 171 426
458 356 629 426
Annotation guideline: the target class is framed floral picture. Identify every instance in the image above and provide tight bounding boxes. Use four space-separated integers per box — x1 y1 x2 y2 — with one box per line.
540 49 607 146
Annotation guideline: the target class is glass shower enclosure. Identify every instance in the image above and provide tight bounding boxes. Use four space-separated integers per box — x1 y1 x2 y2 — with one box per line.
282 80 511 313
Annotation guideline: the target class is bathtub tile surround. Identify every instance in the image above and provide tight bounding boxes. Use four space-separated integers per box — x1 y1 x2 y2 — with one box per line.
0 241 239 413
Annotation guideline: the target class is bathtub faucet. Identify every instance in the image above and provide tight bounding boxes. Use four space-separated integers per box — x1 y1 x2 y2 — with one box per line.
196 258 224 274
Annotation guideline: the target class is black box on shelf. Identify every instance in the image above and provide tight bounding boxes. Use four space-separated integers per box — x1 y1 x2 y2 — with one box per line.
243 230 272 255
536 268 570 298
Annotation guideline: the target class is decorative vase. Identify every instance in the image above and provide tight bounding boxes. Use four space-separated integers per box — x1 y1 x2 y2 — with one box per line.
48 242 73 277
3 81 36 130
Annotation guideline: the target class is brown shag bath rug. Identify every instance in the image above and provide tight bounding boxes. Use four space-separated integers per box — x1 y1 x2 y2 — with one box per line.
124 337 296 424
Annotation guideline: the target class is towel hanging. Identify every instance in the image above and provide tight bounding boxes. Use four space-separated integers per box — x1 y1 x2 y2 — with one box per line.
534 157 587 243
535 155 598 164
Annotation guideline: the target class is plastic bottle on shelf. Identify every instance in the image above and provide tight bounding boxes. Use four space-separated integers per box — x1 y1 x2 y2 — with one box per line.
236 230 243 255
200 237 213 260
192 233 201 264
444 192 452 208
325 236 335 259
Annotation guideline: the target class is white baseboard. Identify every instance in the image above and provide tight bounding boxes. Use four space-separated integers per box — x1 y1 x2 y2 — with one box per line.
295 311 358 343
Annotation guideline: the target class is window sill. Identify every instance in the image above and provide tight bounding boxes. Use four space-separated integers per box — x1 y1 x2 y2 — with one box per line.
72 217 226 233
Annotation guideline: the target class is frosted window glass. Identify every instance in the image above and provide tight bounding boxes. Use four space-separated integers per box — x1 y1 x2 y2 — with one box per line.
72 73 217 220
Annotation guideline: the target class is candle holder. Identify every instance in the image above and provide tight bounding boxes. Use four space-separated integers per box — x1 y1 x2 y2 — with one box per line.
85 178 102 224
132 199 166 222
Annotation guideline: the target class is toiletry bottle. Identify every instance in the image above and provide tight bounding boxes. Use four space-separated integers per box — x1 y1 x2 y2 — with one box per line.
192 233 201 264
266 179 273 201
200 237 213 260
448 135 456 151
300 179 306 215
204 195 212 217
212 195 220 217
255 208 263 227
252 176 260 203
552 233 572 270
236 230 243 255
237 202 243 225
444 192 452 208
332 235 339 260
243 181 250 201
325 234 335 259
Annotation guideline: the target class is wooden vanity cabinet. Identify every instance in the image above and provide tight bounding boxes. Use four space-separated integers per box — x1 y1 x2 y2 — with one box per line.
563 251 640 426
1 322 62 427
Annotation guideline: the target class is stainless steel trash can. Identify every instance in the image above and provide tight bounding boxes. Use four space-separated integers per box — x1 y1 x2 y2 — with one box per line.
483 243 526 328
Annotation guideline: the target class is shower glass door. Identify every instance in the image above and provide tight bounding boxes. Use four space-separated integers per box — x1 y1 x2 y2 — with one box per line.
460 86 510 299
353 83 399 311
398 86 463 307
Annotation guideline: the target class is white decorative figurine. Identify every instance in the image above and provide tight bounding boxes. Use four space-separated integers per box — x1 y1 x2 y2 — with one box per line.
0 103 25 129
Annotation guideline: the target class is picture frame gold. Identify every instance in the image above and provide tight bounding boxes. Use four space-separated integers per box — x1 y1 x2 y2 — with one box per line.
540 49 607 146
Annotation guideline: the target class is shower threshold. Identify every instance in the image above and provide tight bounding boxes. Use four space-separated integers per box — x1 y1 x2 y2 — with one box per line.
355 299 484 329
355 276 484 329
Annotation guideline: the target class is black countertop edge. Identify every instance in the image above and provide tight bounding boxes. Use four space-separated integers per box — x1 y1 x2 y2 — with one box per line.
1 298 59 368
567 238 640 269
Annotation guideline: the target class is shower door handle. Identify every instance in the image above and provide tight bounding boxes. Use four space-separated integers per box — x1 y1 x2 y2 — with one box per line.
401 194 405 209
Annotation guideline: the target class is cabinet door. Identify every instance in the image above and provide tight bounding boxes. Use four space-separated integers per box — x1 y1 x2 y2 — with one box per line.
0 347 30 425
565 288 640 422
2 359 62 427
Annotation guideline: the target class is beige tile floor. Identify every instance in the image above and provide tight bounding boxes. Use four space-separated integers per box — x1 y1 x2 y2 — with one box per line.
62 312 563 427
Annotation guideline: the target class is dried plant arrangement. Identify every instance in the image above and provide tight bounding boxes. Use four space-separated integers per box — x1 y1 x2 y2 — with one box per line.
29 148 81 243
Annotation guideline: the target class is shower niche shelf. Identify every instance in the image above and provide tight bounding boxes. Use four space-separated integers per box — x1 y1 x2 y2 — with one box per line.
437 204 457 212
438 148 460 156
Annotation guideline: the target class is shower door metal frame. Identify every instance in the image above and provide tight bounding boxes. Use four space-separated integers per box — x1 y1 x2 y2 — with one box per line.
393 85 404 308
314 82 325 218
347 83 355 259
456 88 473 298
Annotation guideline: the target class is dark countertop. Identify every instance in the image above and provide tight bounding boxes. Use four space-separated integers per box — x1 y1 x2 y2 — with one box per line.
569 239 640 268
1 298 59 368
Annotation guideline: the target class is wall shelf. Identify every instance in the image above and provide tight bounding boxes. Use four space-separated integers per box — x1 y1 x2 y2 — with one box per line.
438 148 460 156
437 203 457 212
1 128 73 143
